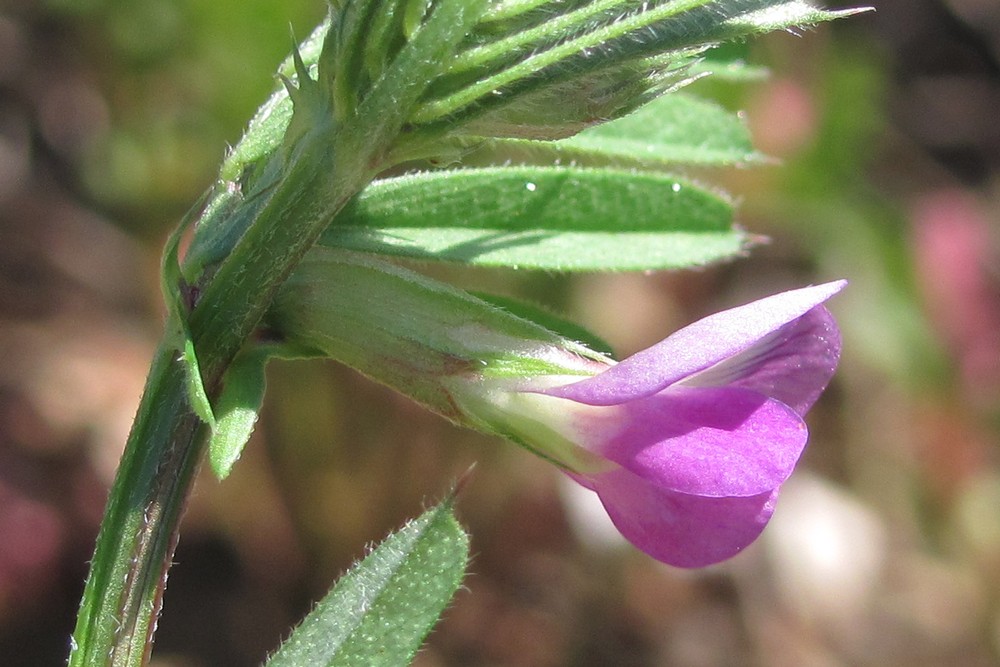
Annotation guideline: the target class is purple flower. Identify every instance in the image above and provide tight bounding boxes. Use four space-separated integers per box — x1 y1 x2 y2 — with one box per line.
532 281 844 567
275 253 843 567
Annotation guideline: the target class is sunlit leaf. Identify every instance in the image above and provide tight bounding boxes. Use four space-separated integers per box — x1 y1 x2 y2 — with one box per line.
321 166 747 271
265 497 469 667
208 349 269 480
555 92 765 167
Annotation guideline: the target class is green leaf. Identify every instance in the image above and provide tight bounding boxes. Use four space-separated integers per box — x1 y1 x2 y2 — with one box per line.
555 92 765 167
321 166 746 270
688 55 769 82
265 497 469 667
181 336 216 428
455 91 765 171
222 17 332 182
208 349 270 480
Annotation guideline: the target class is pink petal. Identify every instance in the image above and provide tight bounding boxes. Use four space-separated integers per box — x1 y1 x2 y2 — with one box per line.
683 305 841 415
586 466 778 567
543 281 846 406
591 386 807 497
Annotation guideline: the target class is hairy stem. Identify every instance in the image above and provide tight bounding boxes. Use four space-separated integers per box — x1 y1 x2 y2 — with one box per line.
67 115 363 667
68 345 204 666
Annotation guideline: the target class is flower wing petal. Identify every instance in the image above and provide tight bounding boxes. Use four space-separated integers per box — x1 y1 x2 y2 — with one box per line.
542 281 846 406
586 466 778 567
592 386 806 497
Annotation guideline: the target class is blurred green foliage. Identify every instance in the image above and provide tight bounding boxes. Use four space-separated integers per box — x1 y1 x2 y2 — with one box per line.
40 0 325 232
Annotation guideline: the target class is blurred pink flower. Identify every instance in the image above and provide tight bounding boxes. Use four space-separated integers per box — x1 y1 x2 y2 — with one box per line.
912 189 1000 403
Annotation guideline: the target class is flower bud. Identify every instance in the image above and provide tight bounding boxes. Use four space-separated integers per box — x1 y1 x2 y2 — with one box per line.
405 0 863 142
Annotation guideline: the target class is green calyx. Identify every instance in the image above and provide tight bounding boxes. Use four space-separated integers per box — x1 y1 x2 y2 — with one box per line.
267 248 609 421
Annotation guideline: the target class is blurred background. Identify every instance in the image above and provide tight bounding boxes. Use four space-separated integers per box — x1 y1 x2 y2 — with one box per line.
1 0 999 664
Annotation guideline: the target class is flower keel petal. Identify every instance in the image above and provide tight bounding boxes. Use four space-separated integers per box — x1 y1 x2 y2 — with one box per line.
588 466 779 567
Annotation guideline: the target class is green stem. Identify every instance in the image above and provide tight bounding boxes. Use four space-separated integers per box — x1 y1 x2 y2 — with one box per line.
68 344 205 667
68 3 496 662
68 121 367 667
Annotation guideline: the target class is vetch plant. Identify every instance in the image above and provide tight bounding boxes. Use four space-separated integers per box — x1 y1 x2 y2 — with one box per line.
68 1 865 665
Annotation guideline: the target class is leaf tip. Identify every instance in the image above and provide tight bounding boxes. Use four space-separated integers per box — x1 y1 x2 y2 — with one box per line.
453 462 478 500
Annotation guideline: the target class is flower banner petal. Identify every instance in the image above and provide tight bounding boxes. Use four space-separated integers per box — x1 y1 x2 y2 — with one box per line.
682 305 841 415
588 466 778 567
542 281 846 406
592 386 806 497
